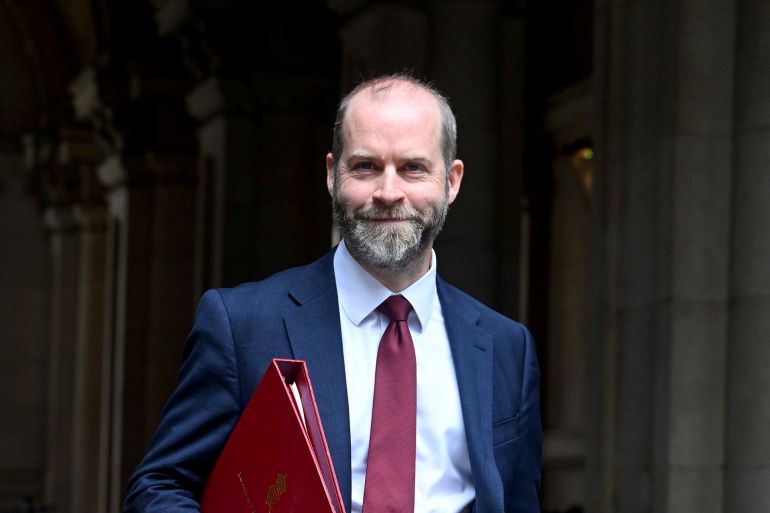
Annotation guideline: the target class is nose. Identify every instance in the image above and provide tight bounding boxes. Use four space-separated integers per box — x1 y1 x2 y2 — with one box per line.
372 165 405 205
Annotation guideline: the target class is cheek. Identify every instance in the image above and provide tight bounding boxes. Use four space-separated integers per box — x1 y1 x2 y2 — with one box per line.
409 183 446 207
336 180 374 205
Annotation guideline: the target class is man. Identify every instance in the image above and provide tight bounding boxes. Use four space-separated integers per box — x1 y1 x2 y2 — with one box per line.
124 74 541 513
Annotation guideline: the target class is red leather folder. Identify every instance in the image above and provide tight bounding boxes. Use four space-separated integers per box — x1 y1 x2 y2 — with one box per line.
200 359 346 513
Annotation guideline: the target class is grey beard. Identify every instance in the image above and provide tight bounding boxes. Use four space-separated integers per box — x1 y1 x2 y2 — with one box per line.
333 197 448 272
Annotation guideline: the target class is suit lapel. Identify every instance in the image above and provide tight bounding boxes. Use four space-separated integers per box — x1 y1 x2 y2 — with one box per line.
282 253 352 512
438 279 503 512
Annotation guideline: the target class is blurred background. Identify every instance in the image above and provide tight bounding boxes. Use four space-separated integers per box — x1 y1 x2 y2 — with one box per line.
1 0 768 512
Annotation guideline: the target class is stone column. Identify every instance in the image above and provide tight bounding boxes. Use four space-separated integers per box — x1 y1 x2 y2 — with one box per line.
541 82 593 512
186 78 261 291
98 156 149 513
187 73 336 292
160 1 340 293
725 1 770 511
57 0 205 503
428 0 502 307
38 128 110 513
660 1 735 511
589 0 736 512
97 152 196 512
69 203 107 513
42 206 78 513
25 128 106 513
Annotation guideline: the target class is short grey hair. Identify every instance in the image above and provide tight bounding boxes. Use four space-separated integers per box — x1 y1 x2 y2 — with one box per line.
330 73 458 177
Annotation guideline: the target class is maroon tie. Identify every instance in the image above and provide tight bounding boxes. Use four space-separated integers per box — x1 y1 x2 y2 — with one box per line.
362 295 417 513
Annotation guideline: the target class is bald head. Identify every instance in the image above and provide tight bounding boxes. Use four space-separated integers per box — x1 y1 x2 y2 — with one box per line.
330 74 458 178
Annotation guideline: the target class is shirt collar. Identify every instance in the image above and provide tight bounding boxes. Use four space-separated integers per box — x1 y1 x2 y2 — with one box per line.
333 240 437 331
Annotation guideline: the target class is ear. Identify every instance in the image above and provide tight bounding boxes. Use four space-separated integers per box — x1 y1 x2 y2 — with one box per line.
325 153 335 196
447 159 464 205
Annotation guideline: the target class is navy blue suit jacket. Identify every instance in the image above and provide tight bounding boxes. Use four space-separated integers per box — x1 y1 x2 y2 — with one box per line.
124 249 542 512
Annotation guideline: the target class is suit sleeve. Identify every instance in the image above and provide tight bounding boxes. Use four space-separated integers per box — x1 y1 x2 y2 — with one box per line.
123 290 242 513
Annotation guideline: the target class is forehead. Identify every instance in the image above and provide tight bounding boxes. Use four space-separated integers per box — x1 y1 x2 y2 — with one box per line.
343 82 442 149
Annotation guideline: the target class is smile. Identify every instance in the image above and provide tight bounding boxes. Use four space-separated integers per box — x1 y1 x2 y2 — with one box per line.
362 217 412 224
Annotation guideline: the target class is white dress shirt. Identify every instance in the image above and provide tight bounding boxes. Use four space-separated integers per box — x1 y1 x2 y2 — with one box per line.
333 240 475 513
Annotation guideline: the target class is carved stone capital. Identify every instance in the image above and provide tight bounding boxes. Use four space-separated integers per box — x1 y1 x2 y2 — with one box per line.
25 128 108 208
97 152 196 192
43 205 77 233
186 77 254 123
72 204 108 231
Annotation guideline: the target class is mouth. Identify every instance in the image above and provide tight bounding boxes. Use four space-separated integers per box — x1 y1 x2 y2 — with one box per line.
358 216 417 226
353 206 420 225
367 217 407 223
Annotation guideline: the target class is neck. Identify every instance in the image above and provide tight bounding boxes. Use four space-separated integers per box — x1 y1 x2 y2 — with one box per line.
353 248 433 293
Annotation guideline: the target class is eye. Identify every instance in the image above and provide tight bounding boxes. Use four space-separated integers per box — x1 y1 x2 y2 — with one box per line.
353 161 376 171
404 162 424 172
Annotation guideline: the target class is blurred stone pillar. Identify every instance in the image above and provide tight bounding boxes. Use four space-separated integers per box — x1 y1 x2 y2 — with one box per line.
41 206 78 513
725 1 770 511
590 0 736 512
58 129 108 513
429 0 501 306
31 128 95 513
159 1 339 293
658 2 735 510
98 156 152 513
97 152 196 512
58 3 204 508
186 78 261 292
541 82 592 512
70 202 107 513
29 128 108 513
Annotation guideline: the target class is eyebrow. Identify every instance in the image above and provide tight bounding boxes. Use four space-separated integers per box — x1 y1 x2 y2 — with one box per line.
346 152 379 162
400 155 433 165
346 153 434 167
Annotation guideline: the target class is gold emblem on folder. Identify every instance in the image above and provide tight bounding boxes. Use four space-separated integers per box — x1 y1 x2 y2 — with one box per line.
265 473 287 512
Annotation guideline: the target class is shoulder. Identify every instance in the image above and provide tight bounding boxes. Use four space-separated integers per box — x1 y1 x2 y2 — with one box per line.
437 277 530 340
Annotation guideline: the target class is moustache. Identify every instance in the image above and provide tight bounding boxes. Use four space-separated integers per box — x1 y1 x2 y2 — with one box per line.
353 205 421 223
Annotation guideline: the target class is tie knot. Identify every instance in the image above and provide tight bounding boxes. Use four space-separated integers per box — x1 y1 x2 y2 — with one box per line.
377 295 413 322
